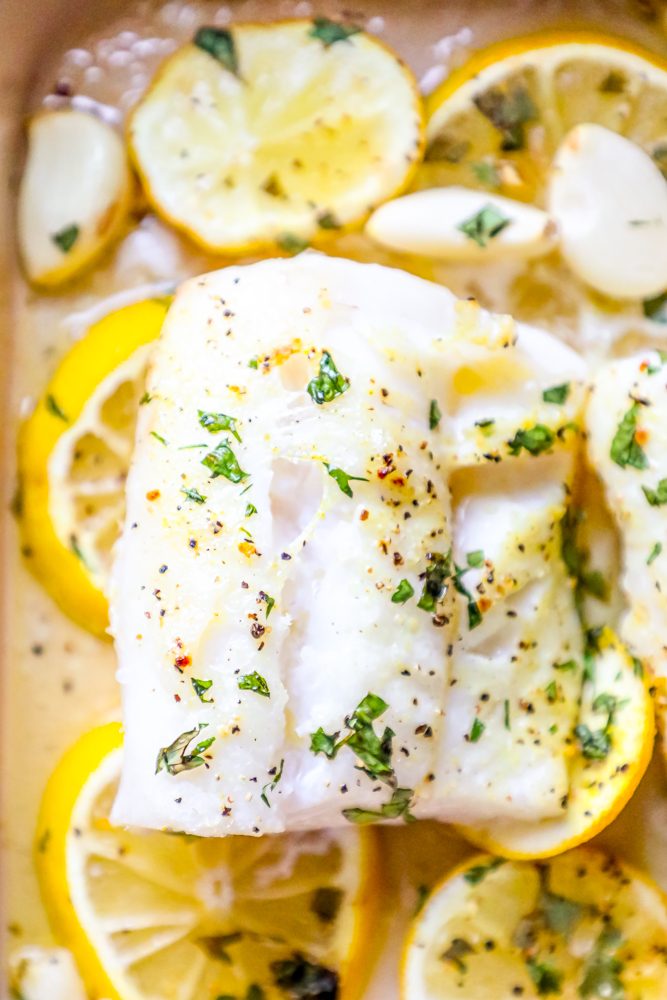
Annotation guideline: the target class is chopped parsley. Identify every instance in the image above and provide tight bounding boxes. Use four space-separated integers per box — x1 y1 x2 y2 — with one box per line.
248 357 259 369
192 677 213 702
457 203 512 248
51 223 80 253
260 758 284 807
308 17 361 47
579 927 625 1000
324 463 368 498
541 891 583 935
545 680 558 703
542 383 570 404
473 83 537 151
317 211 341 230
646 348 667 374
504 698 511 730
429 398 442 430
575 724 611 760
181 487 207 504
238 671 270 697
442 938 475 973
641 478 667 505
202 440 248 483
466 549 484 568
417 551 451 613
139 391 153 405
307 351 350 405
260 591 275 617
310 693 394 784
507 424 554 456
527 959 563 996
648 541 662 565
554 659 578 672
198 409 241 442
271 953 338 1000
475 417 495 433
311 887 343 924
276 232 309 255
643 291 667 323
69 535 90 569
151 431 167 446
391 579 415 604
193 27 239 75
471 160 500 186
610 402 648 469
245 502 258 517
342 786 415 825
467 718 485 742
560 506 609 615
45 393 68 422
463 857 504 885
155 723 215 775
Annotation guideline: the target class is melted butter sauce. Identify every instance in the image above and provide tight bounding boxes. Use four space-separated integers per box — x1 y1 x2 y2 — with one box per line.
5 1 667 996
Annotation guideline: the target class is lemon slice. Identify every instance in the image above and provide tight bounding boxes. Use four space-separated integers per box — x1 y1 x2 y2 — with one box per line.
402 846 667 999
18 297 170 638
459 628 654 859
128 19 423 254
421 31 667 206
35 723 379 1000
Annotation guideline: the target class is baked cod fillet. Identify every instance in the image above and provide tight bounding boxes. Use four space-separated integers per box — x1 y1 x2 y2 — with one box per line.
110 254 585 836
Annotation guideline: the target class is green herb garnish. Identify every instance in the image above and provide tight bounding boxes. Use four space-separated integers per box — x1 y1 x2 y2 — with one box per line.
309 17 361 47
391 579 415 604
307 351 350 405
579 927 625 1000
527 959 563 996
542 383 570 404
198 409 241 442
641 478 667 505
457 204 512 248
202 439 248 483
151 431 167 446
610 402 648 469
429 398 442 430
310 693 394 784
155 723 215 775
468 718 485 742
442 938 475 973
417 551 451 613
472 160 500 186
260 758 284 807
463 857 504 885
238 671 270 698
648 541 662 565
245 502 257 517
342 786 415 825
276 232 309 255
324 463 368 498
181 487 207 504
271 953 338 999
45 394 68 422
643 292 667 323
508 424 555 456
192 677 213 702
193 27 239 75
52 223 79 253
466 549 484 568
474 83 537 151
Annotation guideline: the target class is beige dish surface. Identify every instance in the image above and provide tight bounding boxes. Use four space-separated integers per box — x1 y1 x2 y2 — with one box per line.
3 1 667 998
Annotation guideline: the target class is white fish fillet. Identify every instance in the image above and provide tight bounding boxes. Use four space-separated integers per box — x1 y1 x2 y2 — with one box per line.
587 349 667 680
110 253 585 835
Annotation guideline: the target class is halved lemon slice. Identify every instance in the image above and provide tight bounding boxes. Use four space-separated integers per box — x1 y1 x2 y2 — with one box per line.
128 19 424 255
420 31 667 206
35 723 379 1000
18 297 170 638
402 846 667 999
459 628 654 859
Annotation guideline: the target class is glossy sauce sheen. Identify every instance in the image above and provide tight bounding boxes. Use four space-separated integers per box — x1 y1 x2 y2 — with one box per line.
5 2 667 998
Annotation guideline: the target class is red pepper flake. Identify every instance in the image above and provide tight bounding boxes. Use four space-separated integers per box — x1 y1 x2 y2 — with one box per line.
146 489 160 501
174 654 191 672
360 509 369 521
174 693 181 702
636 428 649 445
479 596 492 613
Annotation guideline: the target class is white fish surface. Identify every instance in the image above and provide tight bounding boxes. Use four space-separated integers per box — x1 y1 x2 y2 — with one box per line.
110 253 586 835
587 349 667 680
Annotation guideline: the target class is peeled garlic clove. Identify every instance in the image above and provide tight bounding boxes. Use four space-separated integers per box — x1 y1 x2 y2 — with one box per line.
18 110 132 288
365 186 557 261
548 123 667 300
